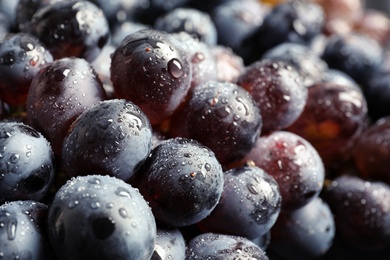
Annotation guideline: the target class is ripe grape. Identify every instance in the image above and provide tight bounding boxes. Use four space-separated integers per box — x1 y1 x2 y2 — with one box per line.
169 80 262 165
241 131 325 211
197 166 281 240
61 99 153 181
132 137 224 227
110 28 192 125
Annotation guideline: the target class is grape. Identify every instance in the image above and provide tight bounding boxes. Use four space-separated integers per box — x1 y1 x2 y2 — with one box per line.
110 28 192 125
268 197 336 260
132 137 224 227
354 116 390 185
236 59 307 134
211 0 269 49
48 175 156 260
0 200 54 259
241 131 325 211
323 175 390 251
236 0 325 64
0 33 53 106
0 122 55 204
169 80 262 165
197 165 281 240
26 57 107 156
321 33 383 85
286 80 368 171
61 99 153 181
24 0 110 62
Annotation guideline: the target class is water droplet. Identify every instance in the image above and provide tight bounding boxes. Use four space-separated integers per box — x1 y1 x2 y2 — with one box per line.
90 201 101 209
9 154 20 164
68 200 79 209
204 163 211 171
98 118 113 129
115 187 131 198
167 58 184 78
247 183 259 195
88 177 101 185
7 218 17 240
192 52 205 63
119 208 128 218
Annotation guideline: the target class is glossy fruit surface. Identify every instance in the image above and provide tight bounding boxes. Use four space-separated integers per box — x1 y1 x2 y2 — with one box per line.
110 29 192 125
24 0 110 62
62 99 153 181
26 57 107 156
169 80 262 165
0 200 53 259
198 166 281 239
48 175 156 260
133 137 224 227
0 33 53 106
0 122 55 204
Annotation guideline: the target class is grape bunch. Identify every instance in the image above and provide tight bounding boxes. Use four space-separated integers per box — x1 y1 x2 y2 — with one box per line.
0 0 390 259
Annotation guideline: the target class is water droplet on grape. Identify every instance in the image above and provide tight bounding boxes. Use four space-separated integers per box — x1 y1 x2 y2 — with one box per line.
115 187 132 198
7 218 17 240
167 58 184 78
119 208 128 218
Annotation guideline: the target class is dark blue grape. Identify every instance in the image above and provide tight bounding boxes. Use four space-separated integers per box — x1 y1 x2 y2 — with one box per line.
0 200 54 259
24 0 110 62
132 137 224 227
186 232 269 260
236 0 325 65
198 166 281 240
321 33 383 86
61 99 153 181
0 122 55 204
323 175 390 251
269 197 336 260
48 175 156 260
212 0 269 49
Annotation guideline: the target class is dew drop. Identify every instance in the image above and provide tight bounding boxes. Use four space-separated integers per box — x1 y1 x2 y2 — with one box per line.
115 187 132 198
7 218 17 240
98 118 113 129
119 208 128 218
9 154 20 164
88 177 101 185
192 52 205 63
90 201 101 209
247 183 259 195
167 58 184 78
68 200 79 209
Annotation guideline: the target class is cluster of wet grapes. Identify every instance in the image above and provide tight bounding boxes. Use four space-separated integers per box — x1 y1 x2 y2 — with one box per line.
0 0 390 259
